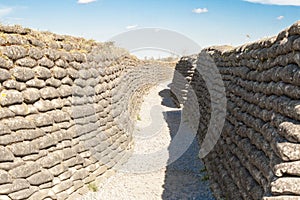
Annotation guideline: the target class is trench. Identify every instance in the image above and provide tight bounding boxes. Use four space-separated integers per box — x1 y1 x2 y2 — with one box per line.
81 81 215 200
2 21 300 200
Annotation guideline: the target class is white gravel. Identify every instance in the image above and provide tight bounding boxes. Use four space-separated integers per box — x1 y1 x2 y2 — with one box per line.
80 82 215 200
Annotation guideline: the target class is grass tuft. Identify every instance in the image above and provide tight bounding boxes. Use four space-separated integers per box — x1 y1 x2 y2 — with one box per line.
137 115 141 121
201 174 210 182
88 183 98 192
200 167 207 173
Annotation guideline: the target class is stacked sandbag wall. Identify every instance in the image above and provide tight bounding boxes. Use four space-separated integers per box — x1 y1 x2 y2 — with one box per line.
171 21 300 200
0 24 173 200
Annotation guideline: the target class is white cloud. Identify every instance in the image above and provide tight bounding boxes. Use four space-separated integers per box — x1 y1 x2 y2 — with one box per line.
244 0 300 6
192 8 208 14
277 15 284 20
126 25 138 30
77 0 97 4
0 7 13 17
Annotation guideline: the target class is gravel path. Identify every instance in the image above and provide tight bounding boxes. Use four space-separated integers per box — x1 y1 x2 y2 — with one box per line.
80 82 215 200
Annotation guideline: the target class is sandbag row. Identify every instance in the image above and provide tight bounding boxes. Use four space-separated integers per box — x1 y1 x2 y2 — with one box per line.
0 24 173 200
171 21 300 199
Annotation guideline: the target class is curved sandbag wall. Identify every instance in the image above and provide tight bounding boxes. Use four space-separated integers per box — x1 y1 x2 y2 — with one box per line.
0 24 173 200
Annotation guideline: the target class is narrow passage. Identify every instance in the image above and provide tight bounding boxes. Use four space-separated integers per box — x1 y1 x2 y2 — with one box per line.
82 82 215 200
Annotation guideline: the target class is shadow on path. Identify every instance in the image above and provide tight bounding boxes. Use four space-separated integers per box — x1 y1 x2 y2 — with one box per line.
159 89 215 200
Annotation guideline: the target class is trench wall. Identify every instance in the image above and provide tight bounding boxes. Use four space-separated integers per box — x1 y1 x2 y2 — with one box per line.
0 24 172 200
171 21 300 200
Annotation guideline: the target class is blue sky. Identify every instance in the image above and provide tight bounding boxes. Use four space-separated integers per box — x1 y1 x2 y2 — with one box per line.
0 0 299 49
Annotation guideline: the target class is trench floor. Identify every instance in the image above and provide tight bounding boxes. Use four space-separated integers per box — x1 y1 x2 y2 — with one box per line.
81 81 215 200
